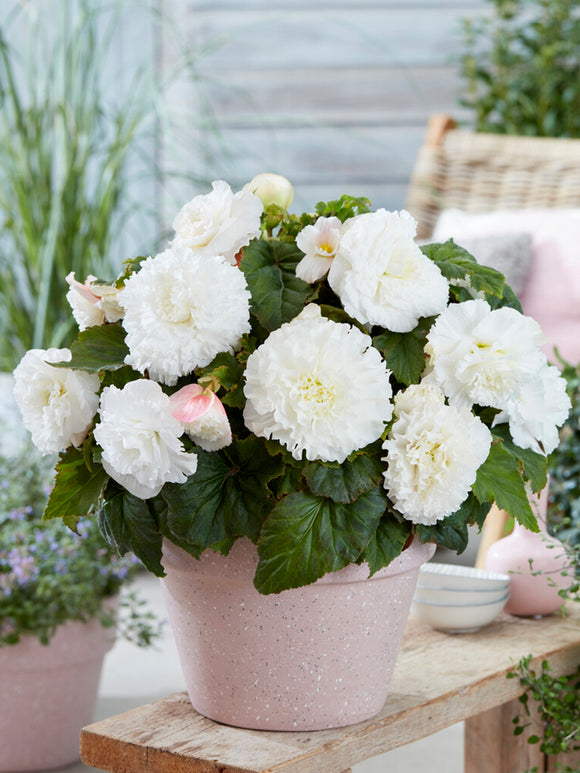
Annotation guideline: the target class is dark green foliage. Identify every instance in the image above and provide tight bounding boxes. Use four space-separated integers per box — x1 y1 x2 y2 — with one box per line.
460 0 580 138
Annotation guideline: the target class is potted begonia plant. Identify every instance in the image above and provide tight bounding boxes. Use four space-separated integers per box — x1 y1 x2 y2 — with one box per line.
12 173 571 731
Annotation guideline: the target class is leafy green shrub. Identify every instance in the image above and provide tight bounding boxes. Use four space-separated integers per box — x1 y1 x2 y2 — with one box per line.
460 0 580 137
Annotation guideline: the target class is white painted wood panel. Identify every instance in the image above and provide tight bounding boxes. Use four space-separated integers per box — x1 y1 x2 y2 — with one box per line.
160 0 487 210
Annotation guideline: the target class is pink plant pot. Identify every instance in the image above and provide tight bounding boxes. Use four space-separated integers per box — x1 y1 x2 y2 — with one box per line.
485 485 570 617
0 613 116 771
160 537 435 731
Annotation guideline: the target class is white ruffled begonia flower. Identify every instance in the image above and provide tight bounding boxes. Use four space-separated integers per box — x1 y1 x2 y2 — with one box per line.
66 272 124 331
243 305 393 463
171 180 263 264
383 383 492 525
94 379 198 500
425 299 546 410
328 209 449 331
243 173 294 210
13 348 100 454
119 245 251 386
169 383 232 452
494 362 571 455
295 216 342 283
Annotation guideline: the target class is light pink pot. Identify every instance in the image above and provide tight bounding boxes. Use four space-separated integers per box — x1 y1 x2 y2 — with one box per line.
0 613 116 771
485 485 570 617
161 537 435 731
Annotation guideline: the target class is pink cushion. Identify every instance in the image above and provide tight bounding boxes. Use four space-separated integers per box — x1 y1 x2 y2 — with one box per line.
433 209 580 365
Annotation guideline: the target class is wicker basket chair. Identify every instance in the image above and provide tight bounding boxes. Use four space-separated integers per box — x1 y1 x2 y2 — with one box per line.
406 115 580 566
406 114 580 240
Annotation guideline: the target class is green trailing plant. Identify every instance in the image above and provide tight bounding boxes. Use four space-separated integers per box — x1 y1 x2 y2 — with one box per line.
508 655 580 767
460 0 580 137
548 359 580 547
0 442 159 647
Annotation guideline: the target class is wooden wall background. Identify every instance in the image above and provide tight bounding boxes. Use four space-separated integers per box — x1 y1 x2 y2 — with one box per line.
160 0 488 214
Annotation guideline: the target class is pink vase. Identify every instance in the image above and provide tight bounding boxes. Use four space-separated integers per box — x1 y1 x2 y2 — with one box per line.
0 613 116 772
485 486 570 617
160 537 435 731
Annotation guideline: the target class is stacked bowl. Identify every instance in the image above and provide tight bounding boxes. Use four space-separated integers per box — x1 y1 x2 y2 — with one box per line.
411 563 511 633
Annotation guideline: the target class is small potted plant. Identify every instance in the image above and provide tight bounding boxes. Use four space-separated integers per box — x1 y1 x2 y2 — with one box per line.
12 174 571 731
0 444 158 772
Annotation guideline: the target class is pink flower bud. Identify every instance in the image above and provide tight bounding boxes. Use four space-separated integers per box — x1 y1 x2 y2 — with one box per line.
170 384 232 451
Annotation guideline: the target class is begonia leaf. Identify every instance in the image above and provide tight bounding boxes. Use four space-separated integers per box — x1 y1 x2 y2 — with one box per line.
254 486 386 594
240 239 310 332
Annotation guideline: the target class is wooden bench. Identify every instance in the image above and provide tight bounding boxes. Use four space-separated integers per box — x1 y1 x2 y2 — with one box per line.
81 604 580 773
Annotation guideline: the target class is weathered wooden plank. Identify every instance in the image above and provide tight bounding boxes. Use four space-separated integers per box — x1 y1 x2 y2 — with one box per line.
189 9 489 70
464 699 544 773
80 605 580 773
192 1 485 9
209 125 427 185
204 66 466 127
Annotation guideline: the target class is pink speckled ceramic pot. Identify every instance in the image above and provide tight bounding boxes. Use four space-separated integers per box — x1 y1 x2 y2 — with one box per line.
161 537 435 731
0 612 116 771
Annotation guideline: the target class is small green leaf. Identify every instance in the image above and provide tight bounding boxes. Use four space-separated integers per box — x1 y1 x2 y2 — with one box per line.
491 424 548 494
416 504 471 553
44 446 108 521
304 452 383 504
58 323 129 372
197 351 245 408
472 442 539 531
373 317 432 386
363 517 413 576
254 486 386 594
240 239 310 332
422 240 505 297
98 490 164 576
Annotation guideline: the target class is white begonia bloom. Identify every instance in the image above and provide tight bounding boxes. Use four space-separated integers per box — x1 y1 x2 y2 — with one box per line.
171 180 263 264
383 383 492 525
119 246 251 386
295 216 342 283
243 307 393 462
13 348 100 454
494 362 571 455
94 379 198 500
169 383 232 452
243 173 294 210
328 209 449 331
425 299 546 410
66 272 123 330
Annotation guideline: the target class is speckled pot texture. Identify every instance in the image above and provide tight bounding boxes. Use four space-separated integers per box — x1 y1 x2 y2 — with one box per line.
161 537 435 731
0 614 115 771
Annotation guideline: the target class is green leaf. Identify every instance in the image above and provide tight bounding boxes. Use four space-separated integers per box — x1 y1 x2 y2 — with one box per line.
373 317 432 386
304 452 383 504
363 517 413 576
98 490 164 576
415 495 488 553
491 424 548 494
44 446 108 522
254 486 386 594
59 323 129 372
240 239 311 332
422 240 505 297
197 351 245 408
472 442 539 531
163 437 283 549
